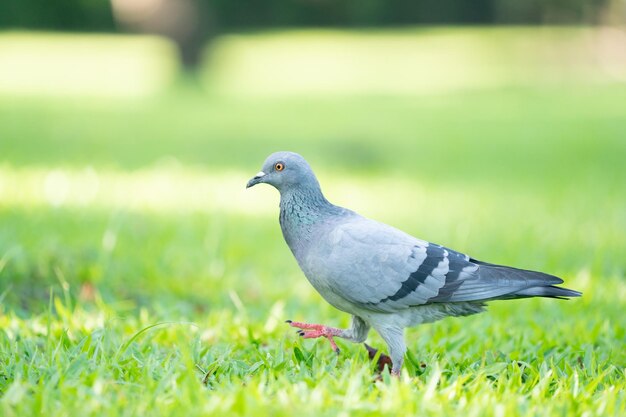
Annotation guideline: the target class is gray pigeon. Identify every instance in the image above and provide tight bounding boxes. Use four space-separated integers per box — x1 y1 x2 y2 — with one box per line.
246 151 581 376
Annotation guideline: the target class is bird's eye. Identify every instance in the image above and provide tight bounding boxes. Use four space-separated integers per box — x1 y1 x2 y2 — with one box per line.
274 162 285 172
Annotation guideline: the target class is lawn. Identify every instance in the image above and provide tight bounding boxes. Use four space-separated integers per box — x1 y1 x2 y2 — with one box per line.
1 28 625 416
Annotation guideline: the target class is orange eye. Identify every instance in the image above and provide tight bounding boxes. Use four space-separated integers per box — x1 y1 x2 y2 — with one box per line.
274 162 285 171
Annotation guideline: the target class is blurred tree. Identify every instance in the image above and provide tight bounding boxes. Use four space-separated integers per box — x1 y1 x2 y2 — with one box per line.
598 0 626 24
110 0 212 69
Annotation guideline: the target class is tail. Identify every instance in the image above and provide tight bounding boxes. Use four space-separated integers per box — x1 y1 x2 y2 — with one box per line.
470 259 582 301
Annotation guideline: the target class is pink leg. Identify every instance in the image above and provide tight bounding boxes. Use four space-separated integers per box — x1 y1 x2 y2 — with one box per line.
286 320 343 354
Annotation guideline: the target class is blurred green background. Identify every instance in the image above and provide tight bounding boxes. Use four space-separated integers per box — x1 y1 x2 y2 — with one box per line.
0 1 625 416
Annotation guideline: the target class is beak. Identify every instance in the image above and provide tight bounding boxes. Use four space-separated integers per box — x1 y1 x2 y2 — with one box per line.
246 171 266 188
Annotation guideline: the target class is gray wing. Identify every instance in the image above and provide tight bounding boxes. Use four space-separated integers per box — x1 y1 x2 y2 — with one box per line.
311 216 569 313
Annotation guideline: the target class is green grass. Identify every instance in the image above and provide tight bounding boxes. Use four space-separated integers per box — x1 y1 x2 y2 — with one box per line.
1 28 626 416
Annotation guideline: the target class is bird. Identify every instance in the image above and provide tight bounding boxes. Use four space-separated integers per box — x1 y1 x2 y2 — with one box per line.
246 151 581 376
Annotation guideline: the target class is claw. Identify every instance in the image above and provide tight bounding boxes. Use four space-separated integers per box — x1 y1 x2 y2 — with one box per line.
287 321 343 354
285 320 292 324
364 343 393 374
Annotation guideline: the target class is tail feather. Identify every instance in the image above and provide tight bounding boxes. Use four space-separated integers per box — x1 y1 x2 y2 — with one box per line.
512 285 582 299
467 259 581 301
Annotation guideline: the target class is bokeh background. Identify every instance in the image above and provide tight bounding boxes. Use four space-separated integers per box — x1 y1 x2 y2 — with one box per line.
0 1 626 415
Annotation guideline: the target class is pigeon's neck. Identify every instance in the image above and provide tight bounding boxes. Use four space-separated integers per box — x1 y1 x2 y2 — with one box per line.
279 185 345 254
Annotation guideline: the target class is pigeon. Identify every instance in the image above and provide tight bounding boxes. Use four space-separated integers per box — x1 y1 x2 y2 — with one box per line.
246 151 581 376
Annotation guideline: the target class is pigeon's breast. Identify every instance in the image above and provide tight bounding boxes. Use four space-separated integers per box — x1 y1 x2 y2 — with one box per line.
290 221 364 313
289 217 362 313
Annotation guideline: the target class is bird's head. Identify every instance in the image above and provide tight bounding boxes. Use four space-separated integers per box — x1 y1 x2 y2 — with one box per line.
246 151 319 192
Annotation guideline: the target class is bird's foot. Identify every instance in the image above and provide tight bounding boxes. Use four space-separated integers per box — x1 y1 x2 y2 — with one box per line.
364 343 394 375
286 320 342 354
